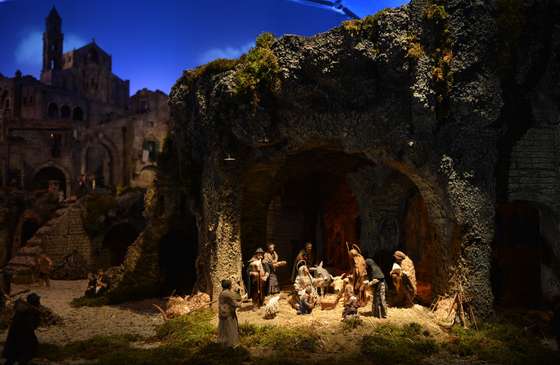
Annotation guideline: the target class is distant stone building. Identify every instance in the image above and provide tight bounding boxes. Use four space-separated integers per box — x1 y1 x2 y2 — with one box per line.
0 7 169 198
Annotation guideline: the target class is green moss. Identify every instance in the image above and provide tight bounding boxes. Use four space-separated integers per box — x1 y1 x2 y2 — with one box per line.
172 58 239 101
39 334 143 362
424 4 448 23
255 32 276 49
342 9 387 40
444 322 560 365
341 316 363 332
155 309 215 346
406 39 425 60
424 0 453 122
82 193 117 237
232 33 281 112
239 322 320 353
360 323 437 365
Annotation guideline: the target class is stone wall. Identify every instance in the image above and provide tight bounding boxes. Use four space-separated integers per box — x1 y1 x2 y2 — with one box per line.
32 204 94 266
508 126 560 213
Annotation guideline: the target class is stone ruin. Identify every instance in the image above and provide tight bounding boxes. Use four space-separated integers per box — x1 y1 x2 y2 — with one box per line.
127 0 560 318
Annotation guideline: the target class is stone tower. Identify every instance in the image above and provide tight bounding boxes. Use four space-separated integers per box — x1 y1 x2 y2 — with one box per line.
42 6 64 74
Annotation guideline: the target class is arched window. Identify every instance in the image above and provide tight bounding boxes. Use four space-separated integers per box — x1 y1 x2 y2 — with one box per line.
73 106 84 121
47 103 59 119
60 105 71 119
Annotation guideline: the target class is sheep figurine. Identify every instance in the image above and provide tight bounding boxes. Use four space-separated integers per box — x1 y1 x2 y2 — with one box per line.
264 295 281 319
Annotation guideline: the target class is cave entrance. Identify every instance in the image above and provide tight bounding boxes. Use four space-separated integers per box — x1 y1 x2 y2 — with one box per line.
398 190 435 305
242 150 368 286
492 201 546 308
101 223 140 267
159 215 199 295
32 166 66 197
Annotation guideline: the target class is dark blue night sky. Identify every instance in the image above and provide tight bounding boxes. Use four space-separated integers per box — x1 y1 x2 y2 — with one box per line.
0 0 408 94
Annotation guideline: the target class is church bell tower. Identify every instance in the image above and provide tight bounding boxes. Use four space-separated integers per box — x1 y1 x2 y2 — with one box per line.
42 6 64 75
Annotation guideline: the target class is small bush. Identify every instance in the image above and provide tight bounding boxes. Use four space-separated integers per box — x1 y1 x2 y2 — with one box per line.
407 41 424 60
342 9 387 40
424 4 448 23
255 32 276 49
234 45 281 108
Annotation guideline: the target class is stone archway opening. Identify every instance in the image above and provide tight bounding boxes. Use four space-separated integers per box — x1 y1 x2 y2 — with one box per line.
492 201 558 308
85 144 113 188
240 149 440 298
262 150 366 285
397 190 436 305
101 223 140 267
159 215 199 295
32 166 67 197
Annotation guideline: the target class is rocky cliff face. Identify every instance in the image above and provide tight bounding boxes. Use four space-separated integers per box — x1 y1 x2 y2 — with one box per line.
157 0 560 317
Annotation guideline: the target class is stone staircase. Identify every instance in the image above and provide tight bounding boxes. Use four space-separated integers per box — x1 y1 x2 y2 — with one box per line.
7 200 94 282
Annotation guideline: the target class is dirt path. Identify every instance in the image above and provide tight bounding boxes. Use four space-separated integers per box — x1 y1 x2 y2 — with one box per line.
0 280 165 345
2 282 446 346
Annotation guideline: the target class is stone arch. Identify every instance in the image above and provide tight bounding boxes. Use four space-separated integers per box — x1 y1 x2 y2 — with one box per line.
80 136 122 188
235 146 454 302
30 162 71 198
60 105 71 119
47 102 59 119
493 200 560 307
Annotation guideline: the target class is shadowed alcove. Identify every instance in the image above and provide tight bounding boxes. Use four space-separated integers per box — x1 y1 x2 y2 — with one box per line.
101 223 140 267
491 201 560 308
240 149 438 298
159 214 199 295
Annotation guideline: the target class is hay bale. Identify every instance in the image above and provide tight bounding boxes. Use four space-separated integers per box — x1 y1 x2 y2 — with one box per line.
164 292 211 318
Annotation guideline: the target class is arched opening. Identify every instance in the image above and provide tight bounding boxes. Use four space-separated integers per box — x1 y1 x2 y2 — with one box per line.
32 166 66 197
397 190 436 304
21 219 40 245
60 105 71 119
47 103 59 119
260 151 364 283
85 144 113 188
159 215 199 295
492 201 559 308
241 149 438 299
73 107 84 121
101 223 140 267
